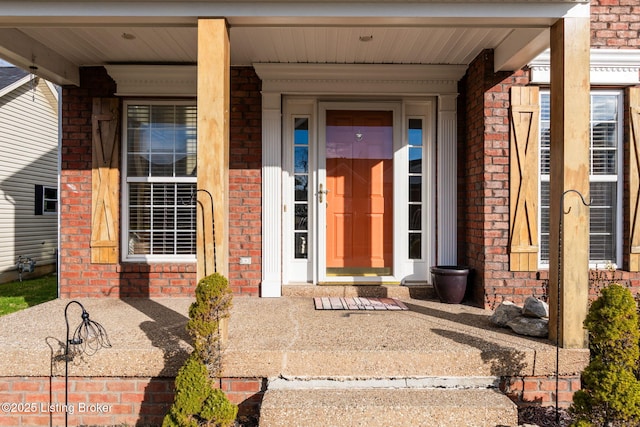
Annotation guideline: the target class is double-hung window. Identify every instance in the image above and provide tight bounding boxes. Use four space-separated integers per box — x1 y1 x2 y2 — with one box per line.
539 90 623 266
123 101 197 261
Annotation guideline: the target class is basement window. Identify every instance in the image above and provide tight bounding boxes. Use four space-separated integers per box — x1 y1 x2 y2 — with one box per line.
35 185 57 215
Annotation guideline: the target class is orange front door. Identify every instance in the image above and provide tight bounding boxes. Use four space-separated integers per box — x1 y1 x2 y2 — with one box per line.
325 110 393 276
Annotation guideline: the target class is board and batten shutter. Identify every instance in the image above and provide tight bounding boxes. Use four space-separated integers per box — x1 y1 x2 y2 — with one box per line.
629 87 640 271
91 98 120 264
509 86 540 271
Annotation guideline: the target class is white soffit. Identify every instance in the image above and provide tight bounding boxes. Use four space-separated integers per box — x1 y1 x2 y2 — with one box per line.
530 49 640 85
254 63 467 95
105 65 196 96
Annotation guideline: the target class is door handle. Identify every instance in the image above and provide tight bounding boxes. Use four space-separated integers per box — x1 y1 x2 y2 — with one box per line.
318 184 330 203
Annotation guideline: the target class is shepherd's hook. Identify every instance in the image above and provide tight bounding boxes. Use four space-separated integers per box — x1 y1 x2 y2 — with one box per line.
555 189 590 422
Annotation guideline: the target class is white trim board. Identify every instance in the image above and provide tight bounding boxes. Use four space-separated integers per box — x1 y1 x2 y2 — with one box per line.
254 63 466 96
530 49 640 85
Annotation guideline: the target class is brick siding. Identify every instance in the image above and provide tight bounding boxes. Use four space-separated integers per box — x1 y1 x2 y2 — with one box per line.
501 375 582 408
0 376 265 427
591 0 640 48
458 50 544 309
229 67 262 297
59 66 262 298
458 46 640 309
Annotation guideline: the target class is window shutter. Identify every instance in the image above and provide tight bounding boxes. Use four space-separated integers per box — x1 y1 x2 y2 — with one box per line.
509 86 540 271
629 87 640 271
91 98 120 264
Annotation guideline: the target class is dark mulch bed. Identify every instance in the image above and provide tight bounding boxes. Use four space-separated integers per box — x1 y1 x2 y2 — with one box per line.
518 406 575 427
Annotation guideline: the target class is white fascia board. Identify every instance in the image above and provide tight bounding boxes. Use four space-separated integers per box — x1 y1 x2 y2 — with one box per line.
45 80 59 102
530 49 640 85
0 1 586 26
0 74 31 98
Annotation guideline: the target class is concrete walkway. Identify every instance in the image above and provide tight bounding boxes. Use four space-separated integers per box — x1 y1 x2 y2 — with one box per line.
0 294 588 380
224 296 588 379
0 293 589 426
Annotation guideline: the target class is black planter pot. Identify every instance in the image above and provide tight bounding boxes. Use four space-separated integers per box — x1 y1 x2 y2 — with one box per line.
430 266 469 304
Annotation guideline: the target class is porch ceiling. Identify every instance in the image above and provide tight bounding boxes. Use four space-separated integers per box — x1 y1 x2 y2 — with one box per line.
0 1 588 86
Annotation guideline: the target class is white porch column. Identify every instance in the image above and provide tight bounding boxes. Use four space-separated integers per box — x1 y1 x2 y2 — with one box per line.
437 94 458 265
261 92 283 297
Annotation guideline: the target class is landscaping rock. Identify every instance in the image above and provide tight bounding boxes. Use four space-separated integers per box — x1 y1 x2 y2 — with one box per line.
489 301 522 327
507 316 549 338
522 296 549 318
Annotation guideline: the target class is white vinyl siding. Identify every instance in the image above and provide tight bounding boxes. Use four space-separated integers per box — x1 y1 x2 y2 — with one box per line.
0 77 59 276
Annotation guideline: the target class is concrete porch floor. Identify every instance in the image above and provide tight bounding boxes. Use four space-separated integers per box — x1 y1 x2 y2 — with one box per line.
0 292 589 381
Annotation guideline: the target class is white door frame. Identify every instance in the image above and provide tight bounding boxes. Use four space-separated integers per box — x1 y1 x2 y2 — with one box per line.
317 101 402 284
257 63 463 297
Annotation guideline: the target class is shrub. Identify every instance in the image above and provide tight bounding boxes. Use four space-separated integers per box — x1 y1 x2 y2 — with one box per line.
188 272 233 375
570 284 640 427
163 273 237 427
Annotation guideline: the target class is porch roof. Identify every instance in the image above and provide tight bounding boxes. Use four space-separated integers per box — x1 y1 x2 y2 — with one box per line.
0 0 589 86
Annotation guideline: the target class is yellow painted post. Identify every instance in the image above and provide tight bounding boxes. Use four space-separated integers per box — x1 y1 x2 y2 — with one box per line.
548 17 590 348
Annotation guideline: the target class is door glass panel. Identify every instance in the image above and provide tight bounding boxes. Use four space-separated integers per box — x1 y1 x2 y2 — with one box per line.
294 118 309 259
325 110 393 276
408 118 423 259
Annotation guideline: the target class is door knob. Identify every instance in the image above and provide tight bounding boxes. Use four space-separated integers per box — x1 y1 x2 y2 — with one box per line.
318 184 330 203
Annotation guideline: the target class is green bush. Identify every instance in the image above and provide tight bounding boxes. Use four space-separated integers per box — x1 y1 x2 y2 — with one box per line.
187 272 233 374
571 283 640 427
163 273 237 427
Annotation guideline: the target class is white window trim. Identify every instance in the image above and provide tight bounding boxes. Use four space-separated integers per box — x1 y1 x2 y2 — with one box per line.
539 89 624 269
42 185 58 215
121 99 198 263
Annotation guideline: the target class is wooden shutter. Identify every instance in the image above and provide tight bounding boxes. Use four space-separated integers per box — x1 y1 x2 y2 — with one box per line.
509 86 540 271
91 98 120 264
629 88 640 271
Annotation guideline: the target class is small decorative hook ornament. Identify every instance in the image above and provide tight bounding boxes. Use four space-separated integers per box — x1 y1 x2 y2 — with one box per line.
63 301 111 426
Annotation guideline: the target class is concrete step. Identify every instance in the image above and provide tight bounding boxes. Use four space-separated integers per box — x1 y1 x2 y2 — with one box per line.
259 386 518 427
282 284 435 300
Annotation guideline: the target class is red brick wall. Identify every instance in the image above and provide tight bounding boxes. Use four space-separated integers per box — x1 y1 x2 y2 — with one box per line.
229 67 262 296
1 374 581 426
0 376 264 426
60 66 262 298
458 50 544 309
502 375 582 408
591 0 640 48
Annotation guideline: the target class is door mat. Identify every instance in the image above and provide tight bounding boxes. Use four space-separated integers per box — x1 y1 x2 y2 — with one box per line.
314 297 408 311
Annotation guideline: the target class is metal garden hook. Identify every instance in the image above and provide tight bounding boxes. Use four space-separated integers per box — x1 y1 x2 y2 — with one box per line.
555 189 591 422
189 189 216 276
